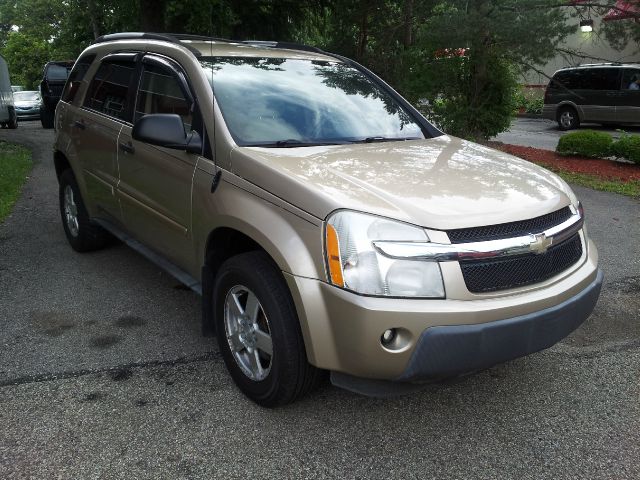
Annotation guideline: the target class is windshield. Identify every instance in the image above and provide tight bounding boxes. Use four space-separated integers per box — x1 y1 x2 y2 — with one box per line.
14 91 40 102
199 57 425 146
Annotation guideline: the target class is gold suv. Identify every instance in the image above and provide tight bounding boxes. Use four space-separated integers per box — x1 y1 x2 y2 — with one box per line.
54 33 603 406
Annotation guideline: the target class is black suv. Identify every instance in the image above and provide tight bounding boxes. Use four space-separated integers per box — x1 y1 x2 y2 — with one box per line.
543 63 640 130
39 60 73 128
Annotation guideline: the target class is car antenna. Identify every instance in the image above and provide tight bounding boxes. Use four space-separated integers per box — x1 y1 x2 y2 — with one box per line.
209 6 222 194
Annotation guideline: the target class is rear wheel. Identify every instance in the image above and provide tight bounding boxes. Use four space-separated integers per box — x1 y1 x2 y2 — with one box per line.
557 106 579 130
214 251 323 407
59 169 112 252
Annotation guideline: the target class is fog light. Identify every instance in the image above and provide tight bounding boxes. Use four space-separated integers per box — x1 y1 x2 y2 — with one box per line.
381 328 396 346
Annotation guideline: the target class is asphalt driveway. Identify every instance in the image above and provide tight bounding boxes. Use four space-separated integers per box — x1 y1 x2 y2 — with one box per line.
495 117 640 150
1 121 639 479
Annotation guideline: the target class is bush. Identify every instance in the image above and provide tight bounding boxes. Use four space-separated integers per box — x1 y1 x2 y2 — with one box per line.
556 130 614 158
610 132 640 165
525 97 544 115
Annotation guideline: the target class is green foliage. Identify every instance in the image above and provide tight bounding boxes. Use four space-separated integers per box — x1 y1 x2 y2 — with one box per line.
404 54 519 140
2 31 51 89
610 132 640 165
556 130 614 158
525 97 544 115
0 142 33 222
513 91 544 114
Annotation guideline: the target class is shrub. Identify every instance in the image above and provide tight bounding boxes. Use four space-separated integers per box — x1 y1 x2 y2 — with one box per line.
610 132 640 165
556 130 614 158
525 97 544 115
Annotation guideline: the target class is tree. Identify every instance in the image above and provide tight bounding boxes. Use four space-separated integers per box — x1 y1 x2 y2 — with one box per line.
399 0 575 140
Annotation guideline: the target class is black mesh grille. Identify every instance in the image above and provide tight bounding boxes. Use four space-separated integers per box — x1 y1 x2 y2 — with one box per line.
448 207 573 244
460 234 583 293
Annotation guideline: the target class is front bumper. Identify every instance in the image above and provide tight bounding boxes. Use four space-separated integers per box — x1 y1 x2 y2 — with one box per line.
285 238 600 381
397 269 602 381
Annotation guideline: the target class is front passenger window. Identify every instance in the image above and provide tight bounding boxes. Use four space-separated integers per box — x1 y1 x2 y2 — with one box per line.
135 63 193 130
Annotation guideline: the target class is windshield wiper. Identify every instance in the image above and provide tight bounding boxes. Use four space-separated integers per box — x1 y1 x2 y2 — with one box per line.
245 139 346 148
354 136 422 143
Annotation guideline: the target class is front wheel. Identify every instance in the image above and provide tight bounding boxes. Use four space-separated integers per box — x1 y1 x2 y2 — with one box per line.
557 106 579 131
213 251 323 407
58 169 112 252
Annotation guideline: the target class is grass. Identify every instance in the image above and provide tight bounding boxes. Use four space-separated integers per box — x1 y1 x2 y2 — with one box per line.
539 163 640 197
0 141 33 222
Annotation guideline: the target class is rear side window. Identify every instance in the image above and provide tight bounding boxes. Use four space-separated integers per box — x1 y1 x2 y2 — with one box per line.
582 68 620 90
46 64 71 82
551 68 620 91
61 54 96 104
84 60 136 121
134 62 193 129
550 70 584 90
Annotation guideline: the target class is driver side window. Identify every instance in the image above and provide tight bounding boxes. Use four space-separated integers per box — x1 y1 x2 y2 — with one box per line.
135 62 193 130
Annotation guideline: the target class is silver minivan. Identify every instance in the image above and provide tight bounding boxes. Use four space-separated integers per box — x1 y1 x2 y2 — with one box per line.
0 55 18 129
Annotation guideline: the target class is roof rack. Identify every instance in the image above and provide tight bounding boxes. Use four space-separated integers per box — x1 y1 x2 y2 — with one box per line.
240 40 325 54
92 32 329 57
92 32 204 56
561 62 639 69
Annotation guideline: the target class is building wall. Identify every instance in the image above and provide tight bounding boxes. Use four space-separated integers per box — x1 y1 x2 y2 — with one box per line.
523 13 640 88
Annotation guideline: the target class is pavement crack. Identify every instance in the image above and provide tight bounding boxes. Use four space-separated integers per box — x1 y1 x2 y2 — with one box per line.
0 351 220 388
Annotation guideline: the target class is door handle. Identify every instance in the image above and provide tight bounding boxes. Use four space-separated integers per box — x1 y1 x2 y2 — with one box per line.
74 120 86 130
119 142 135 154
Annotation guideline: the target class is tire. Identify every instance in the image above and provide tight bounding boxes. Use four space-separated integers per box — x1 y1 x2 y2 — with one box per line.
7 107 17 129
557 106 579 131
40 105 54 129
213 251 323 407
58 169 112 252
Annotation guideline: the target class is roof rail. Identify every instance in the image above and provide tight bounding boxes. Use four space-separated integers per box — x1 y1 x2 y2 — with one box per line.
240 40 326 54
561 62 637 69
92 32 328 57
92 32 203 57
165 33 234 44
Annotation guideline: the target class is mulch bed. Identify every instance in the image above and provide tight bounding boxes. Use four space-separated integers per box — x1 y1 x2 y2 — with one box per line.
487 142 640 183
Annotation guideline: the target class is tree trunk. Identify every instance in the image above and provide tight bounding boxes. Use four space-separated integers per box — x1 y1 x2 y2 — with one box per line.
86 0 101 39
139 0 166 32
402 0 414 47
357 1 369 60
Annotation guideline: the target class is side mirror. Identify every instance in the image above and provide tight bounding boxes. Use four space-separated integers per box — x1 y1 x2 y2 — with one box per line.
132 113 202 154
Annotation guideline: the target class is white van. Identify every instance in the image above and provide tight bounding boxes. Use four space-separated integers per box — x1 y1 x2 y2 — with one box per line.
0 55 18 129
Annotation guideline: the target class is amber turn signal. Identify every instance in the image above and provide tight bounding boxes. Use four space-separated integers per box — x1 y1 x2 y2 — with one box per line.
325 224 344 287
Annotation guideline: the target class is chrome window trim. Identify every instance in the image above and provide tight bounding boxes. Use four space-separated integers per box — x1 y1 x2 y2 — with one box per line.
373 206 584 262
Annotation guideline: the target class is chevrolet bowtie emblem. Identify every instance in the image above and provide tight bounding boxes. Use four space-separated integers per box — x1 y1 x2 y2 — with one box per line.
529 233 552 254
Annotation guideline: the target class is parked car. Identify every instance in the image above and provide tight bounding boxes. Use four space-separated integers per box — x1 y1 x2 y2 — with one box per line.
11 85 24 92
543 63 640 130
39 60 73 129
0 55 17 129
13 90 42 120
54 33 602 406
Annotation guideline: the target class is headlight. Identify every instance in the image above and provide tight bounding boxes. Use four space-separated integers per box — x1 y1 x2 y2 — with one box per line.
325 210 444 298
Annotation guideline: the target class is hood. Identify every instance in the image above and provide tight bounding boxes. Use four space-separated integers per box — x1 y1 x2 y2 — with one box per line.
14 100 40 107
230 135 573 230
